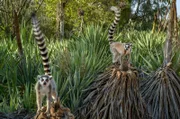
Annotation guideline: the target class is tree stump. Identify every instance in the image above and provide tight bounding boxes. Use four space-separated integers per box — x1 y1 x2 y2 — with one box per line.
34 100 74 119
140 65 180 119
77 63 150 119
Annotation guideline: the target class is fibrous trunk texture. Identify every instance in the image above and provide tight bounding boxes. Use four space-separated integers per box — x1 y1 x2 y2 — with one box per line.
140 67 180 119
77 64 150 119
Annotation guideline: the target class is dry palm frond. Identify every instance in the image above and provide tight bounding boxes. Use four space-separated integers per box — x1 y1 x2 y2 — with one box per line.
140 66 180 119
77 64 150 119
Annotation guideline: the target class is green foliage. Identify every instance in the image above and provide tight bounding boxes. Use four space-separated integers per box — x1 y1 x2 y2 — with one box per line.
0 36 39 112
50 25 111 111
35 0 131 37
0 24 180 114
0 25 111 113
0 0 172 40
171 49 180 75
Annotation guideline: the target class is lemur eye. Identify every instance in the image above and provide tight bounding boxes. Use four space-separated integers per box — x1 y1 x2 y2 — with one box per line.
41 79 44 82
45 79 49 82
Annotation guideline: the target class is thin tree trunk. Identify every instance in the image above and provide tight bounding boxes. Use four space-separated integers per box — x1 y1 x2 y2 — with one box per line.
78 16 84 37
59 2 65 40
173 0 179 45
56 1 65 40
14 10 23 56
56 2 60 38
158 7 169 33
163 1 175 67
152 13 157 33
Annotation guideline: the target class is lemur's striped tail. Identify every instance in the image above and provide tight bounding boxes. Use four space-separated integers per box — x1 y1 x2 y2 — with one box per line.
108 6 120 44
31 13 52 78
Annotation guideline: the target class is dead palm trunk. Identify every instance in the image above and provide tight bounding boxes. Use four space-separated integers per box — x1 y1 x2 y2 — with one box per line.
77 3 149 119
163 1 174 67
77 64 150 119
140 1 180 119
173 1 179 45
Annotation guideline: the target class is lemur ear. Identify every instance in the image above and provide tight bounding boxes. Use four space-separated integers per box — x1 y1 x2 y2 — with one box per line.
37 75 41 80
48 75 52 80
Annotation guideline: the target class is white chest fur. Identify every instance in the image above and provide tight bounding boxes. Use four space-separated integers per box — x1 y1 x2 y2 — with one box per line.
40 86 50 95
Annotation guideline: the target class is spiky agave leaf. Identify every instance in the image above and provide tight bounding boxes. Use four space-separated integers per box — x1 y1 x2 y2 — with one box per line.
140 67 180 119
77 64 150 119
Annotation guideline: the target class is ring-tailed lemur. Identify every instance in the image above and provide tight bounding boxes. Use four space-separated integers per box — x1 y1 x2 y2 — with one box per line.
108 6 132 65
31 12 58 114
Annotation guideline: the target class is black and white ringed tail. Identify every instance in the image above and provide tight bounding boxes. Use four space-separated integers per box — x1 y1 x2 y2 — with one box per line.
31 13 52 79
108 6 120 44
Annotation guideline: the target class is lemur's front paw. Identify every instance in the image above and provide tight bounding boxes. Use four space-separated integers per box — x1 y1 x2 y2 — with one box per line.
36 109 41 114
45 111 50 117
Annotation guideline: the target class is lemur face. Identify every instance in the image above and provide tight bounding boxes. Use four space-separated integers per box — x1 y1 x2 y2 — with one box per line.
37 75 51 86
124 43 132 50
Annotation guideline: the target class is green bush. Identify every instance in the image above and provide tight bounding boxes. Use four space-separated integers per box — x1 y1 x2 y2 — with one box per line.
0 24 180 114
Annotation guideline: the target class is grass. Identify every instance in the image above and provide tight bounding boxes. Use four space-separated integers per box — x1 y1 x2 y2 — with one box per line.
0 24 179 115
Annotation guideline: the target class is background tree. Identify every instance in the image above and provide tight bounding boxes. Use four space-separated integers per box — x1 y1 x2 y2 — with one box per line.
0 0 173 40
131 0 170 30
141 1 180 119
0 0 33 56
56 0 69 40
